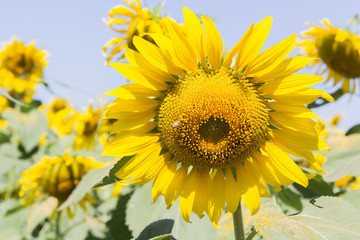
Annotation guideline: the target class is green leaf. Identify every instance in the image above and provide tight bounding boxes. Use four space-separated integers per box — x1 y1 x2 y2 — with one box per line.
19 99 42 113
254 196 360 240
136 219 174 240
322 135 360 182
150 234 176 240
126 183 217 240
94 156 133 188
346 124 360 136
2 109 47 153
277 187 303 212
0 199 27 238
26 197 58 232
293 174 334 198
0 86 25 106
307 88 343 109
343 190 360 212
106 192 133 240
58 163 115 211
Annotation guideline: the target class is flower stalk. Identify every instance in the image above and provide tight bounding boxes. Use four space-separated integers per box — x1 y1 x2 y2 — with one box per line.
233 198 245 240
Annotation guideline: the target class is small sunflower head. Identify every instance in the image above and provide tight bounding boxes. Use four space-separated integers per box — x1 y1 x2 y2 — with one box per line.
0 38 47 100
74 103 104 150
299 19 360 94
18 151 104 205
103 0 167 64
45 98 77 136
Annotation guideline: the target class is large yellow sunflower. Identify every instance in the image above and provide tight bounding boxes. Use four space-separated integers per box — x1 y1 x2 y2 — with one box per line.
18 151 104 218
102 8 333 226
0 38 47 102
299 19 360 94
103 0 167 64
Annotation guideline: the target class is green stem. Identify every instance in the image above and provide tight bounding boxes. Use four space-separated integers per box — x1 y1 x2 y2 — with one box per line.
232 199 245 240
55 212 61 240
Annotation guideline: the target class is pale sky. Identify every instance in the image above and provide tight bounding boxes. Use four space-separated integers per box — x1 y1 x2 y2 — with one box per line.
1 0 360 130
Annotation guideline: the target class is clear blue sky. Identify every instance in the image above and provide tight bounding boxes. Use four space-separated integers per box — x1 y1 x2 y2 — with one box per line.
1 0 360 130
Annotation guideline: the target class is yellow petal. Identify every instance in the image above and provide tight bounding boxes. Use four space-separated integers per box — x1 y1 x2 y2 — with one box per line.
192 169 211 219
270 112 317 135
106 43 127 64
266 101 320 120
110 63 168 90
133 36 184 76
105 98 159 113
223 23 254 68
103 135 158 156
103 37 126 53
179 168 200 223
245 34 296 77
236 161 261 214
109 5 135 19
201 16 223 68
263 142 308 187
268 88 333 105
271 127 329 151
164 166 188 207
108 111 155 133
182 7 207 66
254 57 315 82
124 149 170 185
101 83 161 100
236 16 273 72
152 159 178 202
208 170 225 227
125 48 175 83
260 74 323 96
224 168 240 213
163 17 198 71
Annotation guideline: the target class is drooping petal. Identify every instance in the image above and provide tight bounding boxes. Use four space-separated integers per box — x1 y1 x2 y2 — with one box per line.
179 167 200 222
152 159 178 202
263 142 308 187
224 168 240 213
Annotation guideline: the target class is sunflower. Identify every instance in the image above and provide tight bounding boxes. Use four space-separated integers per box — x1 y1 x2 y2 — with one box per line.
103 0 167 64
299 19 360 94
0 96 9 112
18 151 104 218
74 103 112 150
102 8 332 226
0 38 47 102
45 98 77 136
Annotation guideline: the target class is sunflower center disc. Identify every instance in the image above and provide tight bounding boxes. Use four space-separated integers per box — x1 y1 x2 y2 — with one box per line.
158 68 269 168
316 34 360 78
6 53 34 75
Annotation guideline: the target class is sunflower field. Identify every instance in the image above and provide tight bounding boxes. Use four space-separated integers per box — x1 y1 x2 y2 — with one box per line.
1 1 360 239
